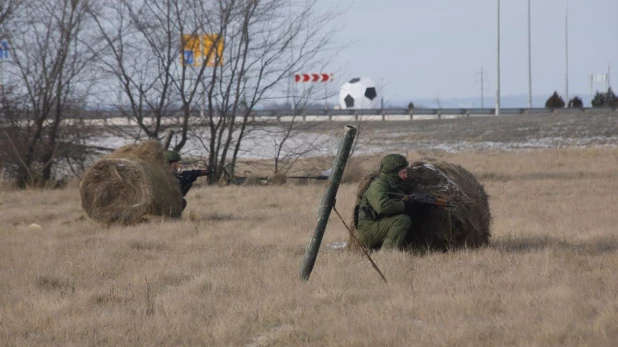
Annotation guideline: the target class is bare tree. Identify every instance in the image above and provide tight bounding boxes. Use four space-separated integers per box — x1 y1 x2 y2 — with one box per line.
0 0 20 33
0 0 99 188
87 0 340 183
191 0 340 182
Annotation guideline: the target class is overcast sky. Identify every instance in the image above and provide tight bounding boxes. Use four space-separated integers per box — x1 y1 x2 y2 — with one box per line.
318 0 617 103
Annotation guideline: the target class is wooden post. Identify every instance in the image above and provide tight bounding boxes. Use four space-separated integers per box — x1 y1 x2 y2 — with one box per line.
162 129 175 150
300 125 357 281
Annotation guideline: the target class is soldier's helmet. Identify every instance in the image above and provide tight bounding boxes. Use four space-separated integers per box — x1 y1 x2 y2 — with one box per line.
380 154 409 174
164 150 181 164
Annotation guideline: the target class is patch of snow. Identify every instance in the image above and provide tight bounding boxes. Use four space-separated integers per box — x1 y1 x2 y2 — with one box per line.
325 241 348 250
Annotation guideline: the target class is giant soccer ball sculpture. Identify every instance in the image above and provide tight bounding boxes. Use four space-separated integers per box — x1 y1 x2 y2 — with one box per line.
339 77 379 109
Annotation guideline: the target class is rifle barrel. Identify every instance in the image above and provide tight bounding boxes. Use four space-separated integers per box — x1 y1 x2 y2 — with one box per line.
287 175 329 180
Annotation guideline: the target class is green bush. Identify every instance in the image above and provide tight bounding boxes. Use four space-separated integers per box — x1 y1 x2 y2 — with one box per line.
545 91 565 109
591 88 618 108
568 96 583 108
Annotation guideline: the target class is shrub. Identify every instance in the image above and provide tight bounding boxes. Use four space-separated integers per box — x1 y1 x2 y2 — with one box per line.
591 88 618 108
568 96 583 108
591 91 606 107
545 91 565 109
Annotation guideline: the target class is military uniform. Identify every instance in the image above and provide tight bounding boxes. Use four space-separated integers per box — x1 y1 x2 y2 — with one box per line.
356 154 412 250
165 150 190 211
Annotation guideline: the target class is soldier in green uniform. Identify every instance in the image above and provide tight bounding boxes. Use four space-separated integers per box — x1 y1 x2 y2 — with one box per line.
165 150 194 211
355 154 416 250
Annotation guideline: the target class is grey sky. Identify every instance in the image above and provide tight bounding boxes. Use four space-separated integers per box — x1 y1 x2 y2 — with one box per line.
319 0 617 103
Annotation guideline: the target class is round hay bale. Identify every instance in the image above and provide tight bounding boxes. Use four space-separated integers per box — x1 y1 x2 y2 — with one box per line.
348 157 491 252
79 140 183 225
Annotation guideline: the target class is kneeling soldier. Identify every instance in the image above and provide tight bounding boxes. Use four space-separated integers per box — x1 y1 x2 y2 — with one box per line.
356 154 415 250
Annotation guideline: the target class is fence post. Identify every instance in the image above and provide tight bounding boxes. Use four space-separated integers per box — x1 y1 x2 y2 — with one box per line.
162 129 175 150
300 125 357 281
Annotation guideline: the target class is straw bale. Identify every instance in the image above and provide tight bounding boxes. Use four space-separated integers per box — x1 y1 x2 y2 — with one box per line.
347 157 491 252
79 140 183 225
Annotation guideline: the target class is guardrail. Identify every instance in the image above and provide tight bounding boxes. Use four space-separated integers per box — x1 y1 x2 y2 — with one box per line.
248 107 617 118
63 106 618 120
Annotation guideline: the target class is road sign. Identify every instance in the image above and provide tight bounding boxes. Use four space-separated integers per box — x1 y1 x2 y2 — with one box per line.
183 51 194 66
203 34 224 67
181 34 201 66
0 40 9 60
181 34 223 67
294 73 333 82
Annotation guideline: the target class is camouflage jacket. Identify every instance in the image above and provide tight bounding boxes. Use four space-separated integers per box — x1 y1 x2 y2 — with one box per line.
357 172 407 222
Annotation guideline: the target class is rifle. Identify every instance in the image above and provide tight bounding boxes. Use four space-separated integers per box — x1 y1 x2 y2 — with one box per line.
176 169 209 196
388 192 456 209
287 175 329 181
178 169 209 185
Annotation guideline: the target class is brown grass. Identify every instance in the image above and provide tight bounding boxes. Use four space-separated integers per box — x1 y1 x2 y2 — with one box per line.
1 148 618 346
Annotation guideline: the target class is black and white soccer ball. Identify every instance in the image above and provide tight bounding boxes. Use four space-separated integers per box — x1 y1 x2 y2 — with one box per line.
338 77 379 109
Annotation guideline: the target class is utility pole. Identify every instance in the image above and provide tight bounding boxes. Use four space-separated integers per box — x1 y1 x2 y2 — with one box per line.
481 67 485 108
565 0 569 101
476 67 488 108
287 0 293 111
607 62 612 90
496 0 501 115
528 0 532 108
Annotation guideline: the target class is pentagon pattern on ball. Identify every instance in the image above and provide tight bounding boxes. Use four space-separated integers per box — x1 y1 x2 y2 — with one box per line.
364 87 377 100
338 77 379 109
344 95 355 108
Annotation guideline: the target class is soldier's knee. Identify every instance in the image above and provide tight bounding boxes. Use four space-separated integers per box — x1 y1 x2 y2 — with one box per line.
393 214 412 229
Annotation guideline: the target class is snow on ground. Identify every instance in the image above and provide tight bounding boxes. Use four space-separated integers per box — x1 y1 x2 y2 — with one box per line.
86 111 618 161
89 126 341 160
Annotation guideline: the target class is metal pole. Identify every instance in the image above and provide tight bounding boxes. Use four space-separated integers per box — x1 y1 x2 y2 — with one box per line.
528 0 532 108
496 0 501 116
607 62 612 90
300 125 357 281
481 67 485 108
565 0 569 101
590 75 593 104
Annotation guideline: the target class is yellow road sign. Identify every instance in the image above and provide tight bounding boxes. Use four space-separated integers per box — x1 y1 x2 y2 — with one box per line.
203 34 224 67
181 33 223 67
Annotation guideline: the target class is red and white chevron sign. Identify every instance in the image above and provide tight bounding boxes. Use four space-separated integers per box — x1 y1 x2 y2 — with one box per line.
294 73 333 82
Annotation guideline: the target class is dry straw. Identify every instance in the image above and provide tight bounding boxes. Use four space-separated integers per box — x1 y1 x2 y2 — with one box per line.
79 140 183 225
348 157 491 252
269 173 288 185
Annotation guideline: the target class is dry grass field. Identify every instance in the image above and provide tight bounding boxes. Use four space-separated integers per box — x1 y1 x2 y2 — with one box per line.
2 114 618 345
